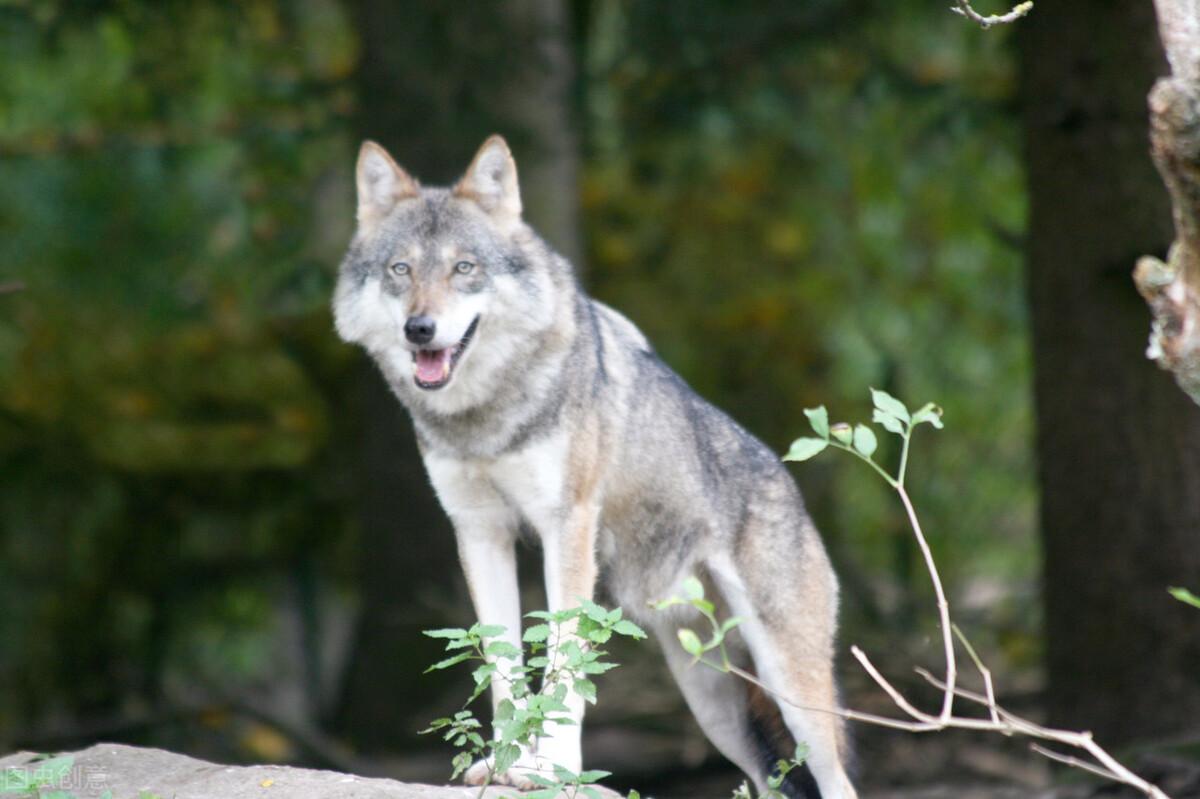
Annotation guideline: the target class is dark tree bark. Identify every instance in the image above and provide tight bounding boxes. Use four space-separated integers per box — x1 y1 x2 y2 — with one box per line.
1021 1 1200 745
333 0 582 751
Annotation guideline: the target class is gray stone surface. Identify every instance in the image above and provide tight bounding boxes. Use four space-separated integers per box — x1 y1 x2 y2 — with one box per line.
0 744 623 799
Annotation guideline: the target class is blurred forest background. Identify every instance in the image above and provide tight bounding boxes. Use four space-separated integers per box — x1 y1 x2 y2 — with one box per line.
0 1 1197 797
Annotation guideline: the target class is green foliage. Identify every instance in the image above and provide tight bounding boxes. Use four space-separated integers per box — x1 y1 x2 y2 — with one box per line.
652 577 743 669
1168 587 1200 610
0 0 359 726
0 0 1037 754
422 603 645 796
731 744 810 799
785 389 944 487
585 0 1034 614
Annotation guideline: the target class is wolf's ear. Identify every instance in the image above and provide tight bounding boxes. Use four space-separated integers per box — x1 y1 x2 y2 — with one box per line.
356 141 418 228
454 135 522 222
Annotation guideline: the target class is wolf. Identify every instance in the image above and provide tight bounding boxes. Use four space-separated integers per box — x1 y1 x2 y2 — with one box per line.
332 135 858 799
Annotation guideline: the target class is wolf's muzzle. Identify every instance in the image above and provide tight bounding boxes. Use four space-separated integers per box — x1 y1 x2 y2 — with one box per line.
405 315 436 345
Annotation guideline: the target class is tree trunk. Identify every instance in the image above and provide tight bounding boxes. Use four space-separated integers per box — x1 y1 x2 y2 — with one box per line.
333 0 582 751
1021 1 1200 746
1135 0 1200 405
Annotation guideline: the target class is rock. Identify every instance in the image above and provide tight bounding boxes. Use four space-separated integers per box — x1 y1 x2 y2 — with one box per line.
0 744 624 799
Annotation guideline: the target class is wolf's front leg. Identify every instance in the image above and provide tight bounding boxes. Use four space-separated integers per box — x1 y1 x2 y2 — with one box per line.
427 455 539 787
534 501 601 776
451 523 539 788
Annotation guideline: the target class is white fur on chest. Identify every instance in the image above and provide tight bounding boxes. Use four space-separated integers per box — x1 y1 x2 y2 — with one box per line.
424 431 569 539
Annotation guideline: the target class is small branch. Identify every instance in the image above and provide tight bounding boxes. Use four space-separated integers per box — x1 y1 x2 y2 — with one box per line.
677 403 1172 797
897 484 957 723
950 0 1033 29
1030 744 1124 783
952 624 1001 725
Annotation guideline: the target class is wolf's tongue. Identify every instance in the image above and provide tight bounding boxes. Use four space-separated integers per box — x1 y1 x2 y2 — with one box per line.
415 349 451 383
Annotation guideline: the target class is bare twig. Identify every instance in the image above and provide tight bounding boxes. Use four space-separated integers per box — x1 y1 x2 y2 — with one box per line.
684 441 1173 798
950 0 1033 29
952 624 1001 725
1030 744 1124 783
897 485 957 722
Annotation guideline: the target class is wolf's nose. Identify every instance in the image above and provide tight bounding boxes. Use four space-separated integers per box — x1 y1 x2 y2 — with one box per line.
405 316 436 345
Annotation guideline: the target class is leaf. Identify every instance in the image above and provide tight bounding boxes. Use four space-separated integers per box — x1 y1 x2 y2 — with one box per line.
484 640 522 660
578 769 612 783
872 408 905 435
424 651 472 673
423 627 469 639
472 662 497 686
682 576 705 600
612 619 647 639
783 437 828 462
580 661 619 675
803 406 829 439
586 627 613 644
493 743 521 775
580 598 610 623
450 751 472 780
473 624 507 638
677 628 703 656
852 424 877 458
870 388 910 423
912 402 945 429
829 423 853 444
1169 586 1200 609
718 616 744 634
574 678 597 703
523 624 551 643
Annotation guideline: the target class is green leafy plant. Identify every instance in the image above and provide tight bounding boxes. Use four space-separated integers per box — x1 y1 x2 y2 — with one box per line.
729 743 810 799
1168 586 1200 609
785 388 943 487
422 601 646 798
657 389 1173 799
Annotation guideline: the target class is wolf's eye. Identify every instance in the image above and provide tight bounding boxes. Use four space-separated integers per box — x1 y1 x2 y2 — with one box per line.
454 261 475 275
390 262 410 276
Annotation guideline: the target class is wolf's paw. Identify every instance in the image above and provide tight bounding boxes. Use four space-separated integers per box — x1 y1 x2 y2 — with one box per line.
462 750 540 790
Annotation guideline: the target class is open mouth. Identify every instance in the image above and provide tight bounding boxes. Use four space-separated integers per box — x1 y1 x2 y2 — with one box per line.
411 315 480 390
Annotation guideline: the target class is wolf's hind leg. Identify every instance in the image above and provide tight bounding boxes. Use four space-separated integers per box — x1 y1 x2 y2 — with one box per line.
708 551 859 799
654 619 768 789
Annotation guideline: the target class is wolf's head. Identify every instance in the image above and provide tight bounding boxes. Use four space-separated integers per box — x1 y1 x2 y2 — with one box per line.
334 136 569 414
